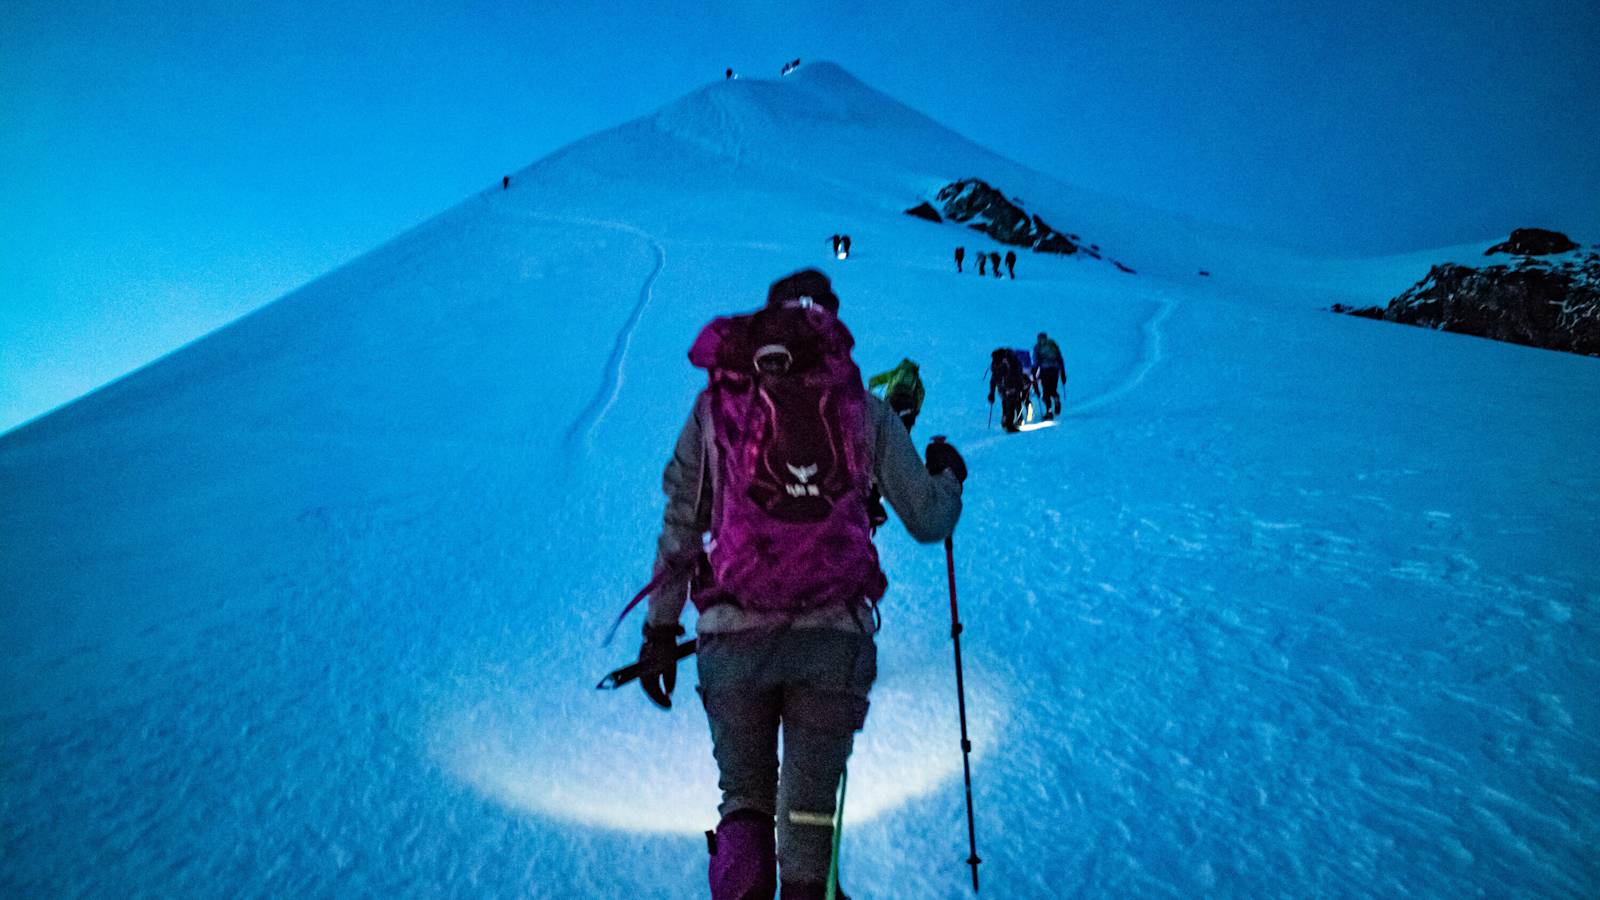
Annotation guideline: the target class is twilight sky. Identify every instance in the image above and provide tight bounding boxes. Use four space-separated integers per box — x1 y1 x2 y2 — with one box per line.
2 0 1597 432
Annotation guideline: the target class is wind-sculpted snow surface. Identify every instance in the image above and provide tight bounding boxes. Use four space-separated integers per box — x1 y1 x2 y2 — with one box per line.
3 63 1598 898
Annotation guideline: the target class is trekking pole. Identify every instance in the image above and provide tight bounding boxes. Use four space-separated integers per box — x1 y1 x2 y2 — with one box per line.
944 536 982 892
982 365 994 431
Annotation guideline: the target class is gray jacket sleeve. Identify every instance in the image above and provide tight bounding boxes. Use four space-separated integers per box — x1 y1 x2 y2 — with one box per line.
867 395 963 543
647 393 712 627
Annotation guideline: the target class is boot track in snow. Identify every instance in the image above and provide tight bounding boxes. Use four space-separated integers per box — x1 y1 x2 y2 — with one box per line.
1067 291 1177 416
501 213 668 451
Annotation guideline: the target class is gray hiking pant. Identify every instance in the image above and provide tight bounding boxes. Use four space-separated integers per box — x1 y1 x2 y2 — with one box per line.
696 627 877 884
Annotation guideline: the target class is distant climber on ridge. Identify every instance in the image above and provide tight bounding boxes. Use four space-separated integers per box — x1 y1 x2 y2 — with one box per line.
988 348 1031 432
954 247 965 273
830 234 842 258
1005 250 1016 279
1032 332 1065 420
990 252 1002 279
977 252 988 276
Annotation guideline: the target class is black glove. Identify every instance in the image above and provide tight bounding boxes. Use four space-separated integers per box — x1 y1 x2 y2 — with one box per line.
866 488 889 531
925 439 967 483
639 622 685 709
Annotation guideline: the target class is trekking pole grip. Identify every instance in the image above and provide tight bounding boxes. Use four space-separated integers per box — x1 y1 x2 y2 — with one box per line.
944 535 960 626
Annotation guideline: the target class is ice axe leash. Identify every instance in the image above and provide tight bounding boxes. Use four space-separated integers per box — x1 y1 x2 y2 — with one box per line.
945 535 982 892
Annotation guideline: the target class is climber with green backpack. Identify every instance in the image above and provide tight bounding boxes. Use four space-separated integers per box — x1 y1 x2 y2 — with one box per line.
867 358 925 432
864 358 926 530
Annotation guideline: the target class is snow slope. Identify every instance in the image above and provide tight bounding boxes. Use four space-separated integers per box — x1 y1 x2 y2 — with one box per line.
3 62 1597 898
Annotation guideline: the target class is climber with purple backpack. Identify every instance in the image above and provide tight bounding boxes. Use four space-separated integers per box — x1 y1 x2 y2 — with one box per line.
635 269 965 899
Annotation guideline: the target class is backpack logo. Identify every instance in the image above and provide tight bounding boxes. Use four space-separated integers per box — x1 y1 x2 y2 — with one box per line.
748 377 850 522
785 463 821 497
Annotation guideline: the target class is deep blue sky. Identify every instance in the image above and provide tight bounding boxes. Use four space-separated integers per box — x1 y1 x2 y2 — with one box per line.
3 0 1597 431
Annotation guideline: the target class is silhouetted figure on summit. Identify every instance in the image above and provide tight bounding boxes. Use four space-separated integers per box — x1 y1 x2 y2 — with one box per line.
1005 250 1016 279
840 235 851 258
955 246 965 273
977 252 987 276
830 234 842 257
990 252 1002 279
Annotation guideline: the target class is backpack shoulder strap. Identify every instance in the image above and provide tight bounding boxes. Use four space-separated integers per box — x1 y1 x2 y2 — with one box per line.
692 390 715 526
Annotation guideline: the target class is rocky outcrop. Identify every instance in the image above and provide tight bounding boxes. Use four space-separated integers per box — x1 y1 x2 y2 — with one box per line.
1485 228 1577 257
935 180 1075 253
1338 230 1598 356
903 201 942 223
1329 302 1384 319
923 179 1136 273
1385 256 1599 355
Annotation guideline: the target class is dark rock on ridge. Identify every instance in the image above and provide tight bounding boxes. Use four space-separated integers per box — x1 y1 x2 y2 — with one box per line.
935 179 1072 253
1335 230 1598 357
1385 255 1599 356
1485 227 1577 257
1329 303 1384 319
918 178 1137 273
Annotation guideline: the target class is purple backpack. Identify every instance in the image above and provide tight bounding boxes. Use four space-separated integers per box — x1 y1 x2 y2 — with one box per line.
686 303 887 613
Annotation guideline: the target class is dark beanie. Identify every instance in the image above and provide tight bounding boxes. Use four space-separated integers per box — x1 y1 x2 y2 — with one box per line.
766 268 839 313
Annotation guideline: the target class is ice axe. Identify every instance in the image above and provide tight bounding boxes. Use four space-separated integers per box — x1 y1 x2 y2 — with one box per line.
596 638 698 689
